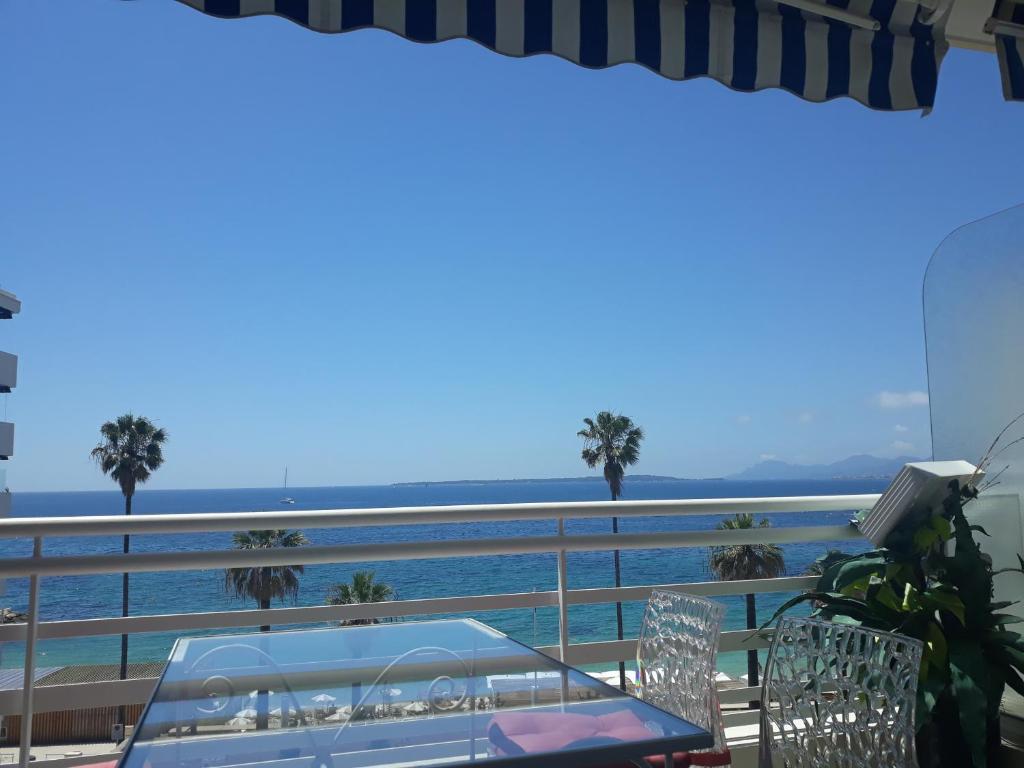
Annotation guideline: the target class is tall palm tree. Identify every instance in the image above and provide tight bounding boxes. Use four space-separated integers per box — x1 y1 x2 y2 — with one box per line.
224 529 308 729
326 571 394 625
578 411 644 688
709 513 785 705
90 414 167 728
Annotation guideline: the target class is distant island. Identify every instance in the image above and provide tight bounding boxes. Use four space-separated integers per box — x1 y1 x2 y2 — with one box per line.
392 474 716 487
392 455 923 487
728 454 924 481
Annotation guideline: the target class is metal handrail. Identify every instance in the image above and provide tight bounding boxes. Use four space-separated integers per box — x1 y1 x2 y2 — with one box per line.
0 494 880 538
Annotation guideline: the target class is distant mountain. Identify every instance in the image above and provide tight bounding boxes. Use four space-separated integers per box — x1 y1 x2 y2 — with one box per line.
392 474 710 487
728 454 923 481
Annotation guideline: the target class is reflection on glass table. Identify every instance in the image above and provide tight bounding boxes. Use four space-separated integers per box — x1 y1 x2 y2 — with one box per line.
120 618 712 768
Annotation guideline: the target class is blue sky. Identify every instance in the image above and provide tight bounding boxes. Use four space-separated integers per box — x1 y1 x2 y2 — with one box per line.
1 1 1020 491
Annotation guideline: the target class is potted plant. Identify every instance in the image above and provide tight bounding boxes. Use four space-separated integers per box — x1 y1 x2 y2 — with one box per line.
765 429 1024 767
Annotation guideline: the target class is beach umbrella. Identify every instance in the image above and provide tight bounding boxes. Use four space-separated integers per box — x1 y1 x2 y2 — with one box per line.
324 711 350 723
234 707 258 719
402 701 429 715
227 717 254 728
311 693 336 705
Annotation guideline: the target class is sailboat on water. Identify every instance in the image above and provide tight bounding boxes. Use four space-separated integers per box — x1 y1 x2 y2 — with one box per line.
280 467 296 505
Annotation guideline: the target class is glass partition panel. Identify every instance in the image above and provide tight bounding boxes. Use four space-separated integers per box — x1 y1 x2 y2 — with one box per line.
924 203 1024 616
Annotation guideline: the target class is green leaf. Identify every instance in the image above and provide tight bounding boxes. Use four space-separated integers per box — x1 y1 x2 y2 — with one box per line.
932 516 953 540
924 621 948 674
914 527 940 551
917 673 947 731
949 639 994 768
875 582 903 613
920 588 967 626
992 613 1024 627
1006 669 1024 698
758 592 820 632
823 553 890 593
969 524 990 537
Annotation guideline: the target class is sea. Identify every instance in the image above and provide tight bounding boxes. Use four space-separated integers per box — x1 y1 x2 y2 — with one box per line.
0 478 886 677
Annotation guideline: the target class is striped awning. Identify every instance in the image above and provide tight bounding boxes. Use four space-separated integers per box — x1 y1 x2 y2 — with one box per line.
990 0 1024 100
179 0 949 111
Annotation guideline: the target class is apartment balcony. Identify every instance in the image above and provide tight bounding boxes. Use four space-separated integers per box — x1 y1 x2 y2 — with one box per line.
0 422 12 460
0 489 1019 767
0 290 20 321
0 492 877 767
0 352 17 394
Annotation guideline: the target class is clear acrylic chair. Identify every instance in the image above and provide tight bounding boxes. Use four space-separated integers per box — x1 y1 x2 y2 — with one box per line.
636 590 731 767
758 616 924 768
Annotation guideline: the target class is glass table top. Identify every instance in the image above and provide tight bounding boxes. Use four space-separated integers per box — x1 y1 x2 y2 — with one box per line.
121 619 711 768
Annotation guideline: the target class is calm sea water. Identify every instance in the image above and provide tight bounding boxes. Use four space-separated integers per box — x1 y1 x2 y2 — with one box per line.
0 479 885 675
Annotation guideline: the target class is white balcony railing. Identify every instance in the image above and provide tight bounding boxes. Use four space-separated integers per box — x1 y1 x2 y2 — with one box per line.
0 493 879 768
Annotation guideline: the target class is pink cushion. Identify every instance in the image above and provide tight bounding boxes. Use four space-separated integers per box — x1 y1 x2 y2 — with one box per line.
487 709 657 755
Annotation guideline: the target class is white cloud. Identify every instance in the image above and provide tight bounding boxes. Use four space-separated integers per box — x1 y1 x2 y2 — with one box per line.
894 424 909 433
891 440 915 452
877 390 929 409
736 415 752 425
759 453 778 461
798 411 814 424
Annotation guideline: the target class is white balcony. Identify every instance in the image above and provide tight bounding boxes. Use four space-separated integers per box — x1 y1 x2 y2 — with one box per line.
0 422 12 460
0 290 20 320
0 493 878 767
0 351 17 393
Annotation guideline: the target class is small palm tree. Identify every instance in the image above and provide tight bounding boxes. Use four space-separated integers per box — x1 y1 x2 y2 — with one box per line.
709 513 786 703
327 571 394 625
225 530 309 625
578 411 644 688
90 414 167 728
224 529 307 729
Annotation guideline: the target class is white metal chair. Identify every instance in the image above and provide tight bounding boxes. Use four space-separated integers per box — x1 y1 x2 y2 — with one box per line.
758 616 924 768
636 590 731 767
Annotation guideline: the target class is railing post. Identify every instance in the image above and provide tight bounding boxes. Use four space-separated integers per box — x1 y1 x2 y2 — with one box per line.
19 537 41 768
556 518 569 662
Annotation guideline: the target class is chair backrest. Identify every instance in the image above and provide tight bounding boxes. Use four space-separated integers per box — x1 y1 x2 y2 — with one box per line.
636 590 728 754
759 617 924 768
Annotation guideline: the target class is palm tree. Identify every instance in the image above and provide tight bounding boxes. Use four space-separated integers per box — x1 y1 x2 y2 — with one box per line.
709 513 785 705
578 411 644 688
90 414 167 728
224 529 309 626
224 529 308 729
326 571 394 625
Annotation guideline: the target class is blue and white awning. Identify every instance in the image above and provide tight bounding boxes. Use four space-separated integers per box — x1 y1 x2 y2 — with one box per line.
179 0 949 111
989 0 1024 100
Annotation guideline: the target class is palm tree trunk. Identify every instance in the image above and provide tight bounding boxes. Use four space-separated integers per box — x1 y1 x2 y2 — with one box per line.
611 513 625 690
745 592 760 709
118 493 132 730
257 597 270 729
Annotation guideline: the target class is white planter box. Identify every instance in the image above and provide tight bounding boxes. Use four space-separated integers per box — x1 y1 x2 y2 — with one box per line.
0 422 12 459
0 352 16 392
